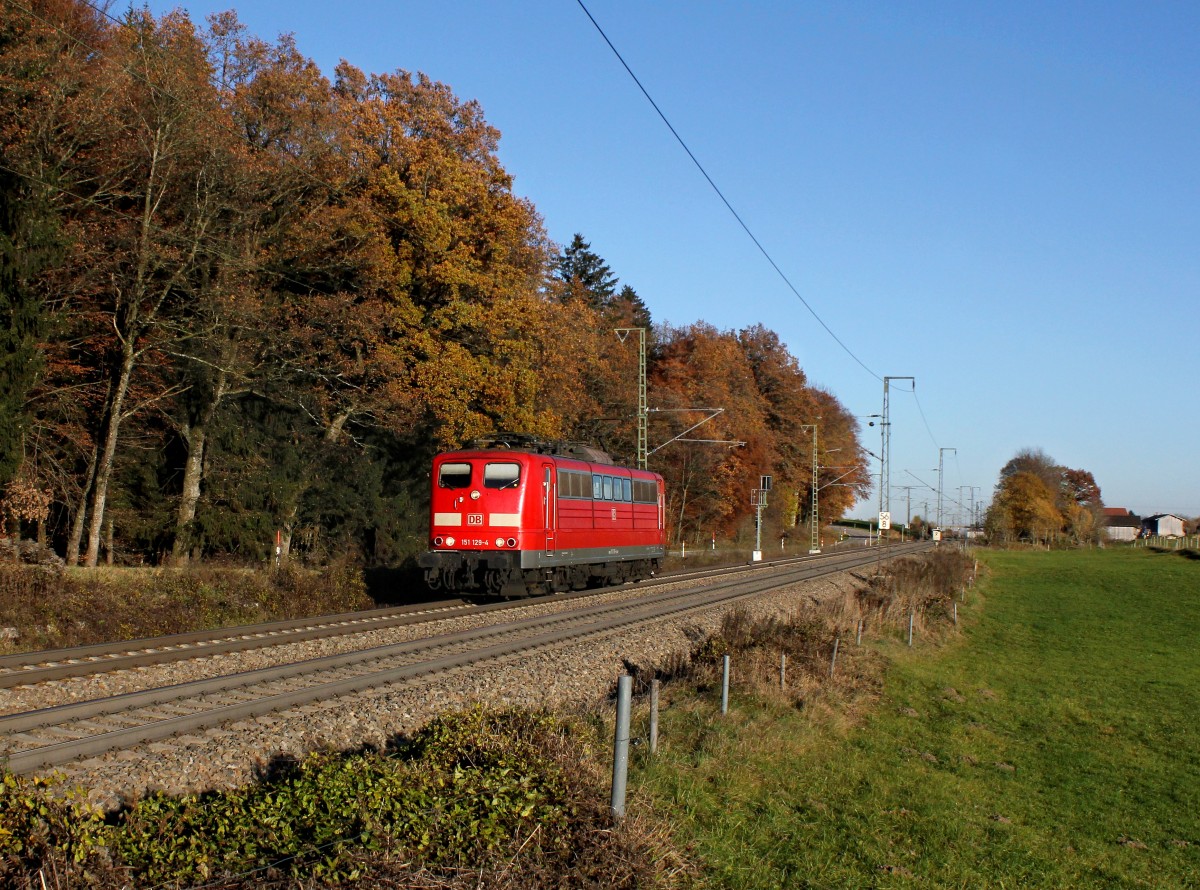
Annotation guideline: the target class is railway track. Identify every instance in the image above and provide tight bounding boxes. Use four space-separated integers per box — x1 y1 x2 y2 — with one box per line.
0 598 475 689
0 545 887 691
1 543 927 775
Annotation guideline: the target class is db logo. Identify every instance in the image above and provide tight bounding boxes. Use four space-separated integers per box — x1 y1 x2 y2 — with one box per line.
611 508 617 521
467 514 484 526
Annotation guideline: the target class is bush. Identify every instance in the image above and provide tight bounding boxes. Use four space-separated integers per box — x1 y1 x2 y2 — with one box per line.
0 773 107 879
2 707 676 888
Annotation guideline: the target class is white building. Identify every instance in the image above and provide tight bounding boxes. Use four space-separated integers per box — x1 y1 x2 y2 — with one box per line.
1141 514 1186 538
1103 508 1140 542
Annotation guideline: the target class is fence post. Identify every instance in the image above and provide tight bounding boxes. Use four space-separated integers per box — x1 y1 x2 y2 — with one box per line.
830 634 840 678
953 602 958 626
720 654 730 715
780 652 787 689
649 679 660 756
908 612 915 647
856 619 863 645
611 674 632 819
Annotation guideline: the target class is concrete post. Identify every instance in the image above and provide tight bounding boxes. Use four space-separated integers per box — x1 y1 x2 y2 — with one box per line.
611 674 632 819
649 679 660 755
720 654 730 715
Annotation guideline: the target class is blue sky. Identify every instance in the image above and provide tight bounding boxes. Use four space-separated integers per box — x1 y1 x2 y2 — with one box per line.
150 0 1200 521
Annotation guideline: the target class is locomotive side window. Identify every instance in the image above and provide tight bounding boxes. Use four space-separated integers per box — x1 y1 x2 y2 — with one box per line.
633 480 653 503
484 462 521 489
602 476 613 500
593 474 604 499
438 462 472 489
621 478 632 502
558 469 590 499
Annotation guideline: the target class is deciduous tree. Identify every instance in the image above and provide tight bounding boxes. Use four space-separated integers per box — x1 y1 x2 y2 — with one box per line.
988 470 1061 545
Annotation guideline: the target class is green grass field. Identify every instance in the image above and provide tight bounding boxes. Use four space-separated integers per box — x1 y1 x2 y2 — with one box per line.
633 548 1200 888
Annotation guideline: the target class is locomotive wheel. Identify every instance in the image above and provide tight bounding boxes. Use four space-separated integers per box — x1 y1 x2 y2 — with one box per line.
483 569 506 596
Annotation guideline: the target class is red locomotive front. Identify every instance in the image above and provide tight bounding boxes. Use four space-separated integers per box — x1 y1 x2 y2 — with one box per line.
418 439 665 597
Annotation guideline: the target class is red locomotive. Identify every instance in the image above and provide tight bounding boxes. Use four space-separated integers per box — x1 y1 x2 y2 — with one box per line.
418 436 665 597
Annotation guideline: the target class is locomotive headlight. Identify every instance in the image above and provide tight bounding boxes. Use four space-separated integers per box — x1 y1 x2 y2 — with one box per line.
470 490 481 500
434 536 444 547
445 536 456 547
506 538 517 548
495 538 504 547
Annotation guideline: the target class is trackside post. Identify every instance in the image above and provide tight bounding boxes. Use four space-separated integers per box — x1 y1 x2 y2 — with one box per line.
611 674 632 819
649 679 660 755
721 654 731 715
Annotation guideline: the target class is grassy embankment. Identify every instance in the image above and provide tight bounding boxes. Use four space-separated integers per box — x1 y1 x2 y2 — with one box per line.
0 564 374 654
633 547 1200 888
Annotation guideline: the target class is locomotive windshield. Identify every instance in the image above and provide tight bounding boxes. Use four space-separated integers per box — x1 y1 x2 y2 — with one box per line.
484 462 521 489
438 462 472 489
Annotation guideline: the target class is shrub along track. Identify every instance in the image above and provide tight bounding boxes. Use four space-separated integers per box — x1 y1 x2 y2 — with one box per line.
1 544 926 787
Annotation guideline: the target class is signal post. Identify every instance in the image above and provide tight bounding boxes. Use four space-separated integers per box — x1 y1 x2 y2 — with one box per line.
752 475 772 562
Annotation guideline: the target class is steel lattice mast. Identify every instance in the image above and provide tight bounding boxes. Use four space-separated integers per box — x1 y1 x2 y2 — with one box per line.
615 328 647 469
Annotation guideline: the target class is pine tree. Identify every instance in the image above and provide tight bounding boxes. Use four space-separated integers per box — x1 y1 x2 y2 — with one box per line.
554 233 617 310
613 284 652 329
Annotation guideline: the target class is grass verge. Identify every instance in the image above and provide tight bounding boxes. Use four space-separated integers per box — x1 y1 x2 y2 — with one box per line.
632 547 1200 888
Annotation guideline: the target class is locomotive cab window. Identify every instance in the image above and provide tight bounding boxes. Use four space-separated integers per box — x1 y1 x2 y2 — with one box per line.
484 462 521 489
438 462 472 489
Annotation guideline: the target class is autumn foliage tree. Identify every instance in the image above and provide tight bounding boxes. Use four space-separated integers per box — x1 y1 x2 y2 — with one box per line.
987 448 1105 546
645 323 868 547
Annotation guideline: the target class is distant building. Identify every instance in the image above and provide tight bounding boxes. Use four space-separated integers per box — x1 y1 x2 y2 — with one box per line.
1142 514 1186 538
1103 507 1141 542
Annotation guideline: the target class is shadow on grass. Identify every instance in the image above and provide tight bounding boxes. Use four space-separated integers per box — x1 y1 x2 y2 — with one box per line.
1147 546 1200 561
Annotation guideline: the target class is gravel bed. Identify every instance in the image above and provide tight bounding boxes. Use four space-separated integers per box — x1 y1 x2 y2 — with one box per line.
32 569 863 810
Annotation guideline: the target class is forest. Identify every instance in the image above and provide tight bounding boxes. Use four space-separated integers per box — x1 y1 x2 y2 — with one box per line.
0 1 871 569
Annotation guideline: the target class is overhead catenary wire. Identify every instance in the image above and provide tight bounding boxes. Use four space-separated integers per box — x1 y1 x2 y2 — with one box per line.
909 387 941 451
903 469 973 517
574 3 978 501
574 0 881 382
